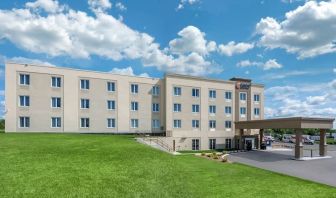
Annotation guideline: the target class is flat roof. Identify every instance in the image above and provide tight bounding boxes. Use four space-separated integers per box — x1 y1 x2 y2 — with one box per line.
235 117 335 129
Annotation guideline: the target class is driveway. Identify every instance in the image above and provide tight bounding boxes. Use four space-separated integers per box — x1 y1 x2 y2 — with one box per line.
228 145 336 187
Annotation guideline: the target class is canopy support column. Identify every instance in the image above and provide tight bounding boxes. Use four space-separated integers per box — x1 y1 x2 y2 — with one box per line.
319 129 327 157
259 129 264 149
295 129 303 160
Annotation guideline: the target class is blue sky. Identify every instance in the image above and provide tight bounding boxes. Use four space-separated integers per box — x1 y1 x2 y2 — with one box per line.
0 0 335 127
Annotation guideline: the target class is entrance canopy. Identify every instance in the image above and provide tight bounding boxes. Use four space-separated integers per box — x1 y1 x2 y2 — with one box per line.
235 117 334 130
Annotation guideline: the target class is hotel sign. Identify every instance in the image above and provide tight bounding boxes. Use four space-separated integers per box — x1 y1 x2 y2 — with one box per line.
236 82 251 90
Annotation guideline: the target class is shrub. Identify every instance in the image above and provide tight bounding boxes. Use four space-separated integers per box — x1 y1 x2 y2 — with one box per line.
201 152 206 156
213 155 219 160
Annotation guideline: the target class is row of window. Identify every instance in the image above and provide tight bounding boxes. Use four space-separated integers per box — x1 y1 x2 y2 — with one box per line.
173 119 232 129
192 138 232 151
18 117 161 129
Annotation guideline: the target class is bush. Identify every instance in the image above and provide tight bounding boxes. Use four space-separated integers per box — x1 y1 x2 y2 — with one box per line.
201 152 206 156
213 155 218 160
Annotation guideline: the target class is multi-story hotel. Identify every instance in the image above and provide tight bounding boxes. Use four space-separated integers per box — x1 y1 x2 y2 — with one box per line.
5 62 264 150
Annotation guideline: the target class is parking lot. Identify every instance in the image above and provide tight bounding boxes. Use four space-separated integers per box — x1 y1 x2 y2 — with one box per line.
228 145 336 187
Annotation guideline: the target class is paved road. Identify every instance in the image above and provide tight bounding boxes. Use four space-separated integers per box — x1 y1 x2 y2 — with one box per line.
228 145 336 187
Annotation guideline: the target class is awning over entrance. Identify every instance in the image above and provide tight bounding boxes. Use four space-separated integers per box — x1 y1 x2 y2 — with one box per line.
235 117 335 160
235 117 334 130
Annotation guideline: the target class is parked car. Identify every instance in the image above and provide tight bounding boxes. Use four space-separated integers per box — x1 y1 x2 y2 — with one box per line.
263 136 275 142
303 137 314 145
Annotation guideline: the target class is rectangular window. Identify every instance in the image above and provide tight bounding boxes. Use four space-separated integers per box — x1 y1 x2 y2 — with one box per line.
254 94 260 102
209 105 216 114
19 116 30 128
51 97 61 108
240 92 247 101
192 120 199 128
209 120 216 129
152 119 160 129
173 87 181 96
107 82 115 92
192 88 200 97
225 106 232 114
192 139 200 151
240 107 246 115
225 121 232 128
131 84 138 94
80 99 90 109
51 77 61 88
80 79 90 90
209 90 216 99
19 96 30 107
107 100 116 110
254 108 260 116
225 91 232 100
173 119 181 128
131 119 139 128
80 118 90 128
131 101 138 111
51 117 61 128
173 103 181 112
225 139 232 149
192 104 199 113
19 74 30 85
107 118 116 128
209 139 216 150
152 86 160 96
152 103 159 112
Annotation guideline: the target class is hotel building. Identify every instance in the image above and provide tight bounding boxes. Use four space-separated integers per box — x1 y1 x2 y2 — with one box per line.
5 63 264 150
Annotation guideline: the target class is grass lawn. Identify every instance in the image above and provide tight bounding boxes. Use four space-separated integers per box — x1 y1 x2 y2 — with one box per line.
0 134 335 198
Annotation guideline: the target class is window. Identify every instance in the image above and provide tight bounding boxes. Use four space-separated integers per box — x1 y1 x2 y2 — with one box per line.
173 119 181 128
240 107 246 115
80 99 90 109
225 91 232 100
152 119 160 129
19 117 30 128
107 100 116 110
240 92 247 101
173 103 181 112
131 101 138 111
209 90 216 99
51 77 61 88
51 117 61 128
192 88 200 97
192 104 199 113
152 103 159 112
152 86 160 96
131 84 138 94
51 97 61 108
192 120 199 128
209 105 216 114
107 118 116 128
174 87 181 96
107 82 115 92
80 118 90 128
192 139 200 151
80 79 90 90
19 74 30 85
19 96 30 107
131 119 139 128
225 121 232 128
254 94 260 102
225 106 232 114
209 120 216 129
225 139 232 149
254 108 260 116
209 139 216 150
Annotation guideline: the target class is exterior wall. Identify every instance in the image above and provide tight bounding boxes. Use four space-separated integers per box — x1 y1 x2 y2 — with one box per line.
5 63 264 151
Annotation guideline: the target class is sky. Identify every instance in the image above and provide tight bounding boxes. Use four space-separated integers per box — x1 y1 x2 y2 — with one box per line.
0 0 335 127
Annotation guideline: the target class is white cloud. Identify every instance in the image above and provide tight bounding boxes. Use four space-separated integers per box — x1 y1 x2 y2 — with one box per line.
115 2 126 11
8 57 55 66
110 66 149 77
218 41 254 56
236 59 282 70
256 0 336 59
26 0 64 13
0 90 4 96
169 26 215 56
176 0 200 10
88 0 112 12
333 68 336 73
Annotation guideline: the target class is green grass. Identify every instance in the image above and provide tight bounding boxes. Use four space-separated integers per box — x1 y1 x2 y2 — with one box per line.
0 134 335 198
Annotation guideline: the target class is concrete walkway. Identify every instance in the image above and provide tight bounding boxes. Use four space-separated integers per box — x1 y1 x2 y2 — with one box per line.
228 145 336 187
